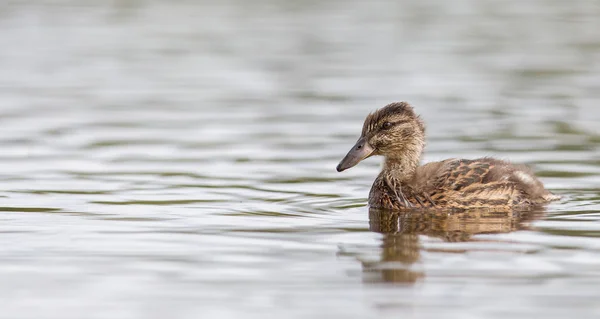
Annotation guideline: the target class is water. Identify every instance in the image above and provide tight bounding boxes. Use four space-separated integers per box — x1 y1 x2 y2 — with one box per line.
1 1 600 318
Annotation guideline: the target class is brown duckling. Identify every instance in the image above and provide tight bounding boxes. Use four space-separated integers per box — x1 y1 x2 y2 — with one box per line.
336 102 559 210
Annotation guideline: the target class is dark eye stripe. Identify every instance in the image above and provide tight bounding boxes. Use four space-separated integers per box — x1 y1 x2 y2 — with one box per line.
380 120 408 130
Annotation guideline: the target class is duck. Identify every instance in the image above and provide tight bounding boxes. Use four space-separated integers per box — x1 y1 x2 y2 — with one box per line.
336 102 559 210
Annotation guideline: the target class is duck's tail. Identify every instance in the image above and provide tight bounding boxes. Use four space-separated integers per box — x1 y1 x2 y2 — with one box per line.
542 192 561 202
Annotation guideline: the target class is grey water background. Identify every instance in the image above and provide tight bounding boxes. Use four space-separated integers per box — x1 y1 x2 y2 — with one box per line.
1 1 600 318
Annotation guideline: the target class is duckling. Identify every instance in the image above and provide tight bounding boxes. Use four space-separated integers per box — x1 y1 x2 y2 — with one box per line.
336 102 559 210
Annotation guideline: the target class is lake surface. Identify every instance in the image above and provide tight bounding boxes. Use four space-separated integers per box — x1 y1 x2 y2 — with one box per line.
1 1 600 318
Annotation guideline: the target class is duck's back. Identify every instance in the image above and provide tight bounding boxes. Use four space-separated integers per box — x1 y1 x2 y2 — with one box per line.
410 158 558 208
369 158 558 210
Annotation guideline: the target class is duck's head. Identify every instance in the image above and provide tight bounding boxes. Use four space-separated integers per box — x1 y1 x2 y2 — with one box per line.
336 102 425 172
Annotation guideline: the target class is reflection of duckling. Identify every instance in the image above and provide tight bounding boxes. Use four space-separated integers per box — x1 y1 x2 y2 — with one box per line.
362 208 542 284
362 234 424 284
369 208 540 242
337 102 560 210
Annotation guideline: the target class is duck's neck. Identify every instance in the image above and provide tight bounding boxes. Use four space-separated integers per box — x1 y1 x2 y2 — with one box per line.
382 146 423 183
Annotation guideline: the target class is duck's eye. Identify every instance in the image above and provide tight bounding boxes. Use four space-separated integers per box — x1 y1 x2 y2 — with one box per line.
382 122 393 130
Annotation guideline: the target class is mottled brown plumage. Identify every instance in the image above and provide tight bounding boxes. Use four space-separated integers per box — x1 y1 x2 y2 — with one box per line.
336 102 559 210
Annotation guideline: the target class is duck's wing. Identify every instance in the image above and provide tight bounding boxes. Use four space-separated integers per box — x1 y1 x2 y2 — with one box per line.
412 158 493 191
432 158 499 190
406 159 515 207
415 158 557 206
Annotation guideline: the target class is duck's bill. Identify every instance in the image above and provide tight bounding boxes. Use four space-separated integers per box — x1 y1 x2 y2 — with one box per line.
336 137 375 172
